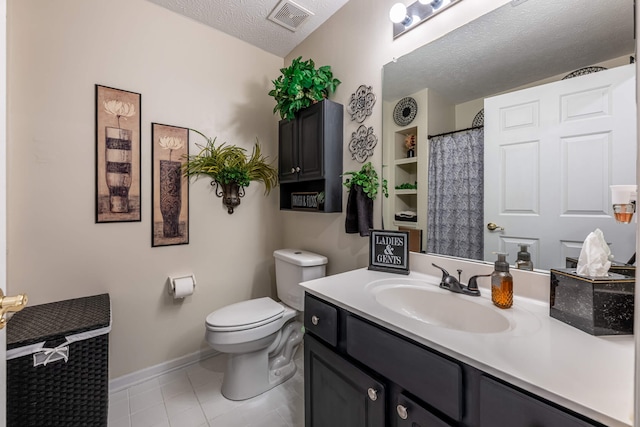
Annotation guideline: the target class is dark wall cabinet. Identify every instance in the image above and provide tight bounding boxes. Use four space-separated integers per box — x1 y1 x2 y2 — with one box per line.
278 99 343 212
304 293 607 427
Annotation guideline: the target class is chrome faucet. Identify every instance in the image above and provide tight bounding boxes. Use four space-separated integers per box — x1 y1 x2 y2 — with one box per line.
431 263 489 297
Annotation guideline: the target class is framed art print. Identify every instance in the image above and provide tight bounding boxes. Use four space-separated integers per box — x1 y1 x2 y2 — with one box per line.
95 84 141 223
152 123 189 247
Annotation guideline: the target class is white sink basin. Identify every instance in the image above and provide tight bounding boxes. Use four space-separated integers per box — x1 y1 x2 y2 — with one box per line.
367 279 511 333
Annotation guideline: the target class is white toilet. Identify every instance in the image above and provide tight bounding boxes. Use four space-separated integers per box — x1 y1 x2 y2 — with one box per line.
205 249 327 400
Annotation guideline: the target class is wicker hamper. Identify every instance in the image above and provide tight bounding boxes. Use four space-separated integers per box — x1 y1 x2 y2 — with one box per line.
6 294 111 427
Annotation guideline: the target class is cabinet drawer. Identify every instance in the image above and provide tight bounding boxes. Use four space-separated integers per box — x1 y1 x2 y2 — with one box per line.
346 315 463 422
479 376 603 427
304 294 338 347
394 393 453 427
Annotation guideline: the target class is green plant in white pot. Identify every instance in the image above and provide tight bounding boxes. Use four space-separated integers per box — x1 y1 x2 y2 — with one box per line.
268 56 341 121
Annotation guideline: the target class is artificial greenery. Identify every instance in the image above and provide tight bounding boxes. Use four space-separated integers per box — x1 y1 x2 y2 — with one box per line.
182 129 278 194
342 162 388 201
395 182 417 190
268 56 341 121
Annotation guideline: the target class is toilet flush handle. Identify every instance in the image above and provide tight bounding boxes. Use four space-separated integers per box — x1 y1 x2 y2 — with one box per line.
311 315 319 325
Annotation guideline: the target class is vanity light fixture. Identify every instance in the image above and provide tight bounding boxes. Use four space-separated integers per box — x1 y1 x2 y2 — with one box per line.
389 0 463 38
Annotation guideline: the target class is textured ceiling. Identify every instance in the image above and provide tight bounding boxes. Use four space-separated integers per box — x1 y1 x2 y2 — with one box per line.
145 0 349 57
383 0 635 103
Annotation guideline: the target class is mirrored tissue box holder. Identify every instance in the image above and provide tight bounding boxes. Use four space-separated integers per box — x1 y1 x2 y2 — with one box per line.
550 268 634 335
565 257 636 277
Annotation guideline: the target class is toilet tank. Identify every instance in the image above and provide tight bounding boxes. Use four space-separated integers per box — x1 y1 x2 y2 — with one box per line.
274 249 327 311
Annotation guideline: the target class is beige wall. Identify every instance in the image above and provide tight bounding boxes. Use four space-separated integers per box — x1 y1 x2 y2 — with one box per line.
7 0 283 378
283 0 510 274
5 0 514 379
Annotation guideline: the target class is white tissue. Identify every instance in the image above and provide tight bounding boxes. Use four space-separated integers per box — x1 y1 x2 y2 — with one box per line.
170 275 196 298
576 229 612 277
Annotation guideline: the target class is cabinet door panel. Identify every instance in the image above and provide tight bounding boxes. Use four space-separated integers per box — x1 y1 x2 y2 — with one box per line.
278 119 297 183
346 315 463 422
305 335 386 427
298 103 324 180
479 376 603 427
394 393 453 427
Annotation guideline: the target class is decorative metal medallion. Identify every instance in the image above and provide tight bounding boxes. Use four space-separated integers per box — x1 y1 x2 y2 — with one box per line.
562 66 607 80
347 85 376 123
393 97 417 126
472 109 484 127
349 125 378 163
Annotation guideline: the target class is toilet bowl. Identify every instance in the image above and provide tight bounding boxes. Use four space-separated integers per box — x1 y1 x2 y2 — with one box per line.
205 249 327 400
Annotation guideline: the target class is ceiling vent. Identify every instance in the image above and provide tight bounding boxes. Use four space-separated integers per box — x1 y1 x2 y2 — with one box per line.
268 0 314 32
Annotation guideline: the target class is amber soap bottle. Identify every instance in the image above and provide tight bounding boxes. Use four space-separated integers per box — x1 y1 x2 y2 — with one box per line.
491 252 513 309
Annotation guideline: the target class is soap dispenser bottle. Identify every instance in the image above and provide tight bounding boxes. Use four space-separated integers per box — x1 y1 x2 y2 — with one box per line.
516 244 534 271
491 252 513 309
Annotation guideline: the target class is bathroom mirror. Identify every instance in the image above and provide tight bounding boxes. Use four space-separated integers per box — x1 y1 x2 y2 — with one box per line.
381 0 636 271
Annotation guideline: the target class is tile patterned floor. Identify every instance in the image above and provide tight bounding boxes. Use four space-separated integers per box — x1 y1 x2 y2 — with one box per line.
108 350 304 427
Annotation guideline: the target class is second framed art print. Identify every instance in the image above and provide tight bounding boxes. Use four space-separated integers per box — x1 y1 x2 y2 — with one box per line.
152 123 189 247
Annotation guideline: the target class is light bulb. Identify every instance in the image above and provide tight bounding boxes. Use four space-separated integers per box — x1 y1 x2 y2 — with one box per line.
389 3 408 24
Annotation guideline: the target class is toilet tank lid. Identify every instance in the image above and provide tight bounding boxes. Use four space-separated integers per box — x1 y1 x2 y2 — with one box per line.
273 249 328 267
206 297 284 328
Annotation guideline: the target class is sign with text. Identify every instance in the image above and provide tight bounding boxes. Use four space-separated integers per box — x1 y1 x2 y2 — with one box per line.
291 192 319 210
369 230 410 274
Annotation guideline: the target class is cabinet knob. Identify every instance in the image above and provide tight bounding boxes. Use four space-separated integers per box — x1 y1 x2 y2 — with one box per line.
295 166 301 173
311 315 319 325
291 167 296 174
396 404 408 420
367 388 378 401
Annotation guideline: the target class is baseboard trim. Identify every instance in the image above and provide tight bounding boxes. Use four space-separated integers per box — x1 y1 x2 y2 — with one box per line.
109 348 219 393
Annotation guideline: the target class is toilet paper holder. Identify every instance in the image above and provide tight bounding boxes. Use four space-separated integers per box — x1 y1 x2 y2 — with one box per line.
168 274 196 297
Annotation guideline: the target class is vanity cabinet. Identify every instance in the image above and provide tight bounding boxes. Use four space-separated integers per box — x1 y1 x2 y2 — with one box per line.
303 292 607 427
278 99 343 212
305 335 386 427
479 376 599 427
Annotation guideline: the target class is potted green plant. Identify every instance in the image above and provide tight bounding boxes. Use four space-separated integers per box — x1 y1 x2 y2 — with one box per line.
342 162 388 236
268 56 341 121
183 130 278 214
342 162 388 200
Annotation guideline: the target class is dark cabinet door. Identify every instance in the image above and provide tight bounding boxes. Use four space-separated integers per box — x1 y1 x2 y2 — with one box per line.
479 376 603 427
346 315 463 422
278 118 298 183
297 102 324 181
305 334 386 427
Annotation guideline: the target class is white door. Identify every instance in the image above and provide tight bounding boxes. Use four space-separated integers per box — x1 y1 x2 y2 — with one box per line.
484 65 637 270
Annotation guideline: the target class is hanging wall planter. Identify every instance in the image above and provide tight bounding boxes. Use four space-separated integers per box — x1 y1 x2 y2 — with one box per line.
183 130 278 214
212 180 245 214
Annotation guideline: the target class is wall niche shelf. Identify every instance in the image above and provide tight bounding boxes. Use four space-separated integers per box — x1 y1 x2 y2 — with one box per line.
383 88 457 250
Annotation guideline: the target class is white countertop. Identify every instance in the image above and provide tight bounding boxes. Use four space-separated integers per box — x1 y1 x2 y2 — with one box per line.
301 267 634 427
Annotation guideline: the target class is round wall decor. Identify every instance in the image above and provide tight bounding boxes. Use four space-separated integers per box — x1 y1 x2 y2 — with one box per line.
472 109 484 127
562 66 607 80
393 97 417 126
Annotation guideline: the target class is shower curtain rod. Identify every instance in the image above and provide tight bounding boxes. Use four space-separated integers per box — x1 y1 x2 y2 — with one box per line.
427 125 484 139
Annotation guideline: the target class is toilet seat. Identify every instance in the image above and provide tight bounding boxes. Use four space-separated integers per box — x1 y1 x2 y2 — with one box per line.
206 297 285 332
